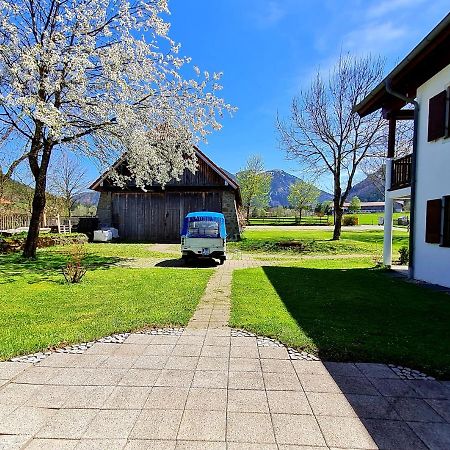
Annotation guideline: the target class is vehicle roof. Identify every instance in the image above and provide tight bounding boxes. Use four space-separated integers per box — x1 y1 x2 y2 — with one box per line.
185 211 225 219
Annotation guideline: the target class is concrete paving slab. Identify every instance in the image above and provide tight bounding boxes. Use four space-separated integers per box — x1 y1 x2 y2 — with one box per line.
318 416 377 449
119 369 161 387
144 386 189 410
0 361 32 379
266 389 312 415
83 409 140 439
102 386 151 409
227 412 275 444
36 408 98 439
408 421 450 450
272 414 327 447
76 438 127 449
185 387 227 411
0 406 56 435
177 409 226 441
26 438 79 449
362 418 429 450
196 356 229 371
130 409 183 440
227 389 269 413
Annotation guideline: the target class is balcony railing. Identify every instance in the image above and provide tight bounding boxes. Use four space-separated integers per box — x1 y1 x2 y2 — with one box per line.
391 154 412 190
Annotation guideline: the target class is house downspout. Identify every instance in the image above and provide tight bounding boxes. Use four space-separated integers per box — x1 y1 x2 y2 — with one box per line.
385 79 419 280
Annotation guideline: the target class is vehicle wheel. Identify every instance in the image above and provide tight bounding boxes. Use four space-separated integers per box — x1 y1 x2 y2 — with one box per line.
219 257 225 265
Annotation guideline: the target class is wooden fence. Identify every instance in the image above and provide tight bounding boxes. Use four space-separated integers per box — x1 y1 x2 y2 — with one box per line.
0 214 30 230
248 216 331 226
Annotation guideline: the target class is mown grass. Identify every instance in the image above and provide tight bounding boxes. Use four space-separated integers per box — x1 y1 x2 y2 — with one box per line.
230 228 409 257
231 258 450 378
0 245 211 360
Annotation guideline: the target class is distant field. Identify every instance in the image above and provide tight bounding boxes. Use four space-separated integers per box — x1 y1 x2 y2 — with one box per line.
248 212 410 227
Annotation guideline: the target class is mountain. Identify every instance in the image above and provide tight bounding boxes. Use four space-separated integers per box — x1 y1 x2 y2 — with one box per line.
75 191 100 206
266 170 332 207
347 171 384 202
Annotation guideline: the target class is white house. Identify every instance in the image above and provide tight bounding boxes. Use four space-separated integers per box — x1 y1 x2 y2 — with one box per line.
355 13 450 288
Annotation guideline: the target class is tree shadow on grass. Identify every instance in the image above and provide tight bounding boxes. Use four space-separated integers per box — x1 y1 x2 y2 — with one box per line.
261 266 450 378
0 250 121 284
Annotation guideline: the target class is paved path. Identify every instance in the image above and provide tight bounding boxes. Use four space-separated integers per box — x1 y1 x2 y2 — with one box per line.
0 261 449 449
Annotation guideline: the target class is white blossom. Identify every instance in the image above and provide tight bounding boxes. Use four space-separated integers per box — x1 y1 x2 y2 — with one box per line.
0 0 236 188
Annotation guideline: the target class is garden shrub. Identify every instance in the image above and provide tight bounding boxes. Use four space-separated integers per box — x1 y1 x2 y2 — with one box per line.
62 243 88 283
0 232 88 254
342 215 359 226
398 246 409 265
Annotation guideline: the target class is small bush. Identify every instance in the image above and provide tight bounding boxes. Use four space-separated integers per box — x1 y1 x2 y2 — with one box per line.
398 246 409 265
342 215 359 226
62 244 87 283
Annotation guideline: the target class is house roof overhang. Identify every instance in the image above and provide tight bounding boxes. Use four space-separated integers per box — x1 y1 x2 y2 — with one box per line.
355 12 450 117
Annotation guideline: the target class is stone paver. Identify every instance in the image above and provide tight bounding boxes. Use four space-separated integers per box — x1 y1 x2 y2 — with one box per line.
0 259 449 449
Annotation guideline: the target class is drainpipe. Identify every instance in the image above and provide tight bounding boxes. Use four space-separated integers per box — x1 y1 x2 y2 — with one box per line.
385 79 419 280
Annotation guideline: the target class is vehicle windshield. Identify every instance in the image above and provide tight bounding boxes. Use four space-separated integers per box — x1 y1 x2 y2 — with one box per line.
187 220 220 238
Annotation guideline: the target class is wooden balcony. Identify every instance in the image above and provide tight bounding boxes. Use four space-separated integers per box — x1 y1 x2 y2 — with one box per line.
390 154 412 190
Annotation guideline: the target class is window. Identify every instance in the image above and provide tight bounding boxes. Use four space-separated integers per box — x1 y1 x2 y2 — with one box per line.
442 196 450 247
187 220 220 238
425 199 442 244
427 91 447 141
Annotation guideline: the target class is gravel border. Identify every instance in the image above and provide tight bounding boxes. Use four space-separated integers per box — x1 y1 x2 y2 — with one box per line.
9 327 184 364
8 326 435 380
231 328 435 380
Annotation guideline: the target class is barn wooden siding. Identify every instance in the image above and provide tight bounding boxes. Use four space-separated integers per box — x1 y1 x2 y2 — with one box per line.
94 148 240 242
111 191 222 242
103 156 226 191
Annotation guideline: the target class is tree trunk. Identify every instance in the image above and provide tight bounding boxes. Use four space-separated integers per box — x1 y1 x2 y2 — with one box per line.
246 204 251 225
332 173 342 240
23 176 46 258
298 209 302 225
333 205 343 240
23 140 53 258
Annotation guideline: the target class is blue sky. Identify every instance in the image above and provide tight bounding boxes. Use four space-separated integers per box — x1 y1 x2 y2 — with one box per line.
165 0 449 191
84 0 449 191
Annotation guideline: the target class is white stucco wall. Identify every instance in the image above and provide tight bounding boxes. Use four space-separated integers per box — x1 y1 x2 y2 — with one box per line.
413 64 450 288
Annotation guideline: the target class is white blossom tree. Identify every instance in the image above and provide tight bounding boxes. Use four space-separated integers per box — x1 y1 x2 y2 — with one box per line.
0 0 235 257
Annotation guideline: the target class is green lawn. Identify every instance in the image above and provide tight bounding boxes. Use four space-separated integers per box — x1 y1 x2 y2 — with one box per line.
348 212 409 226
231 258 450 378
248 212 409 227
0 246 211 360
231 228 409 257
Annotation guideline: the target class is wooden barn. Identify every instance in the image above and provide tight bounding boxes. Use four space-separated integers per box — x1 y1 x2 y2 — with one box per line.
90 147 241 242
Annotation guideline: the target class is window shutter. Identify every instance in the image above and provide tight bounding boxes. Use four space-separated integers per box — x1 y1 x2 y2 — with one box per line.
428 91 446 141
425 199 442 244
447 88 450 138
442 196 450 247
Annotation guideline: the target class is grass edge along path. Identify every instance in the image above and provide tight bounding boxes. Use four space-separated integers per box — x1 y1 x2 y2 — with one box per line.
230 257 450 379
0 267 212 360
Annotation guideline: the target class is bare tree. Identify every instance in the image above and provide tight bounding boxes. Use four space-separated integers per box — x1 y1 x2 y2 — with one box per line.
237 155 272 224
49 154 87 217
277 54 385 240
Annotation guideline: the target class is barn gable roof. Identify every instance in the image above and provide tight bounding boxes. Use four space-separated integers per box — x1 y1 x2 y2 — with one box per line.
89 146 239 192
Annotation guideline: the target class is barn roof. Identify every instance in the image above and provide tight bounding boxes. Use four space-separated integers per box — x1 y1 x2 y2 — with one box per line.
89 146 239 192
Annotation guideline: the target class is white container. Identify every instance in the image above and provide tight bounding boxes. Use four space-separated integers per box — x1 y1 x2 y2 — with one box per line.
93 230 113 242
101 227 119 238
